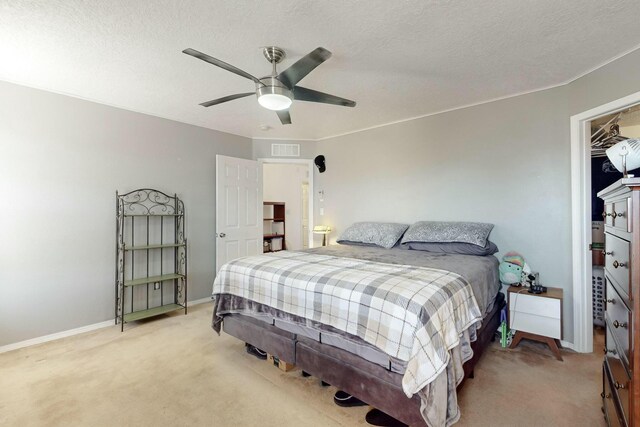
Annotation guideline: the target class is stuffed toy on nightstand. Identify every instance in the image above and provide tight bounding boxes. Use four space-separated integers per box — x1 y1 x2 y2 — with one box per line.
499 251 531 286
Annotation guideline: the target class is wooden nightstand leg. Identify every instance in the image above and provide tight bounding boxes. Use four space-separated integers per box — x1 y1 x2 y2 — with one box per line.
546 337 563 361
509 331 524 349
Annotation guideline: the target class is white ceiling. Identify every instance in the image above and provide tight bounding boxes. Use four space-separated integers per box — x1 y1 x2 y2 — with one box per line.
2 0 640 140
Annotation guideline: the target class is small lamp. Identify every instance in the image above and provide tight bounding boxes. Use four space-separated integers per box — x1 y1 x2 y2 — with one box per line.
606 139 640 177
313 225 332 246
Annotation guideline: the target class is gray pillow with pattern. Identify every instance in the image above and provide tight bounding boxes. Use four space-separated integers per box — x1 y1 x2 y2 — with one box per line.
337 222 409 249
401 221 494 247
399 240 499 255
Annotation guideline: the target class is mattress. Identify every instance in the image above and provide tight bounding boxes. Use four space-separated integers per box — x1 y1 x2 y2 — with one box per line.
234 244 501 374
307 244 501 315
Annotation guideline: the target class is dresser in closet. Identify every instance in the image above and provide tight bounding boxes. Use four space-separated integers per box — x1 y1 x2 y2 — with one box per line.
598 178 640 426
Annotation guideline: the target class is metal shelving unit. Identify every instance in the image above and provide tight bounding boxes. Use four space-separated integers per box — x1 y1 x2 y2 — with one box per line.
115 188 187 331
263 201 286 252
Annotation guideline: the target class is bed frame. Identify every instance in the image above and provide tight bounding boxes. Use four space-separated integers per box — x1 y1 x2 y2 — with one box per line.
221 292 505 426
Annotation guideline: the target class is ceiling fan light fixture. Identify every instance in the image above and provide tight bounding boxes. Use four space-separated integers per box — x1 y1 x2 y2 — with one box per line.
257 85 293 111
183 46 355 125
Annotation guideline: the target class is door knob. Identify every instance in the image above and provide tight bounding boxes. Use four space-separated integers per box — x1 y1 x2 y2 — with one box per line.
218 232 226 238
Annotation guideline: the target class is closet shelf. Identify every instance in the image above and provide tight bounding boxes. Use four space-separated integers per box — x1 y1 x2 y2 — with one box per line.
263 202 286 253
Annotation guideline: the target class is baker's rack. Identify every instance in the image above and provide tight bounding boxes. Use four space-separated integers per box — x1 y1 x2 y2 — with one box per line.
115 188 187 331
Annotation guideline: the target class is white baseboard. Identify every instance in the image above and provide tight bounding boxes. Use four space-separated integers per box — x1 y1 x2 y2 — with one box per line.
0 296 213 355
560 340 575 351
189 296 213 305
0 319 114 354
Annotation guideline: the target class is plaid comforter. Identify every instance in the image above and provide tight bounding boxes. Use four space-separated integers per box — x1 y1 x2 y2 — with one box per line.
212 251 482 397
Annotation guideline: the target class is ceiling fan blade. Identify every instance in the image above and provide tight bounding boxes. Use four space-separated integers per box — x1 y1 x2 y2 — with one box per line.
293 86 356 107
183 48 263 85
199 92 255 107
276 110 292 125
277 47 332 89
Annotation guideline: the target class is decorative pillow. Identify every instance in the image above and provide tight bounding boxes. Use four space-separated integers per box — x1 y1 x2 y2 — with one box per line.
401 221 494 247
400 240 499 256
337 222 409 249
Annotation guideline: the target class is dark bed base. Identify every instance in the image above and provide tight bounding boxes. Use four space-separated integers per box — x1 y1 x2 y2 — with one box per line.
222 292 505 426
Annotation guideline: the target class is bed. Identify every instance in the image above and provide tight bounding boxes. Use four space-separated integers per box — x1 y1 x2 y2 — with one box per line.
212 241 503 426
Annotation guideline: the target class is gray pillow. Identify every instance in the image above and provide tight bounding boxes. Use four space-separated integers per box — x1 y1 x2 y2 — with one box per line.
337 222 409 249
337 240 379 247
399 240 499 256
401 221 494 247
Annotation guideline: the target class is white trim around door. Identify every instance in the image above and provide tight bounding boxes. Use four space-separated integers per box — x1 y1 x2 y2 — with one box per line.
258 158 315 249
570 89 640 353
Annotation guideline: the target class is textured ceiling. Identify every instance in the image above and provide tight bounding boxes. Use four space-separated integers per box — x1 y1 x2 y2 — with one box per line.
2 0 640 140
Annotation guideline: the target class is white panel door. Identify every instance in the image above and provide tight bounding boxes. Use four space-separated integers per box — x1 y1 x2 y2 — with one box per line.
301 183 309 249
216 155 263 272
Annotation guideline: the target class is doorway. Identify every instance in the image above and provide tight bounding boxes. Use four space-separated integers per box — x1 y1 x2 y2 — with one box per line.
260 158 314 250
570 90 640 353
588 108 640 352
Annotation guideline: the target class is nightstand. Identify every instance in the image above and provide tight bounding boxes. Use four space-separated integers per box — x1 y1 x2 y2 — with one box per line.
507 285 563 361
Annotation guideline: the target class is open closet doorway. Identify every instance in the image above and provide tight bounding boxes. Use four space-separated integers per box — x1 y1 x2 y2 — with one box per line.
260 159 314 250
571 90 640 353
588 107 640 352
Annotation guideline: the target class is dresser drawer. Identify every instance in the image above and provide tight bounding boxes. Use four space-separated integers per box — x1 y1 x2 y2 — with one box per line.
605 281 631 370
604 233 631 301
603 363 626 427
612 197 632 232
606 321 631 377
606 324 631 422
508 292 560 318
605 202 615 227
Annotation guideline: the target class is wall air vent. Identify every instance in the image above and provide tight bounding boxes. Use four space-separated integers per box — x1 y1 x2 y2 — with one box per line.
271 143 300 157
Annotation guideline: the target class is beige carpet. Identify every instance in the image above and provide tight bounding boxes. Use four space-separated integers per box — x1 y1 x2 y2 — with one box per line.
0 303 605 427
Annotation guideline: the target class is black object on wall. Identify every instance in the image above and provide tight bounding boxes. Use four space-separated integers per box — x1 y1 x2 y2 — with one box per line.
315 155 326 173
591 157 621 220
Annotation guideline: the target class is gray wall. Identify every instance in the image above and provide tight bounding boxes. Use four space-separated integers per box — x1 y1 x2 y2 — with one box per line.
252 138 317 160
5 46 640 347
314 88 574 336
314 49 640 342
0 81 252 347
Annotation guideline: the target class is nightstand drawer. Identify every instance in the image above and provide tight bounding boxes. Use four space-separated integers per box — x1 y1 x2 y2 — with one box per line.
510 311 561 339
508 292 560 319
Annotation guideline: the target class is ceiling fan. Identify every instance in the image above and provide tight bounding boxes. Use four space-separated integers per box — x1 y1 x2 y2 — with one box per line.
182 46 356 125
